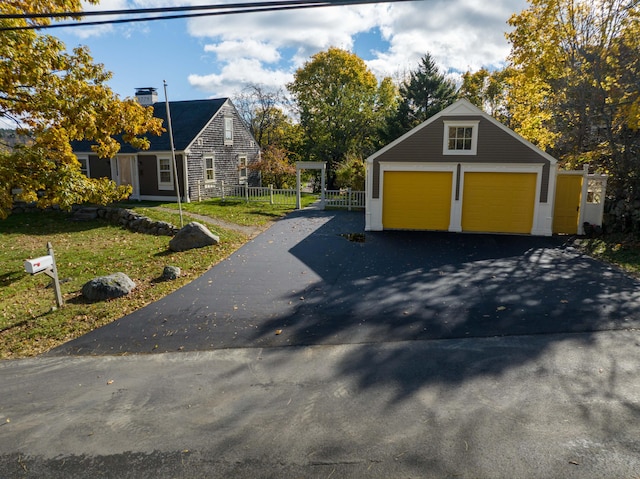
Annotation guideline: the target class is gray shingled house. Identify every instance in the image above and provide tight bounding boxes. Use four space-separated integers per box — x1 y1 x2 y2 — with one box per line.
72 88 260 202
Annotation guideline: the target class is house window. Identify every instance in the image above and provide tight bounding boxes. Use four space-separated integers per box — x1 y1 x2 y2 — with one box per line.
204 155 215 182
238 156 247 184
158 157 173 190
443 121 479 155
77 155 90 177
224 117 233 146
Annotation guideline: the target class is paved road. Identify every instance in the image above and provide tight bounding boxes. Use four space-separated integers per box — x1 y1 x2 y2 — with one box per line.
2 208 640 478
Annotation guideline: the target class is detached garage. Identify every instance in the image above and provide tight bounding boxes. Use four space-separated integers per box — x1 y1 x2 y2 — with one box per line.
365 99 557 236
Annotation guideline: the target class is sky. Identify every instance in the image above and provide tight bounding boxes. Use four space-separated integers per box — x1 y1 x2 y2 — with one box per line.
54 0 530 102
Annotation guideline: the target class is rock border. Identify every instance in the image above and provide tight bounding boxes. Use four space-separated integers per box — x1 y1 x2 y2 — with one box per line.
77 206 180 236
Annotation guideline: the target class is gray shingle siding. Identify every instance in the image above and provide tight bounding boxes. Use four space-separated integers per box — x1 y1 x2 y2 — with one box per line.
184 102 260 201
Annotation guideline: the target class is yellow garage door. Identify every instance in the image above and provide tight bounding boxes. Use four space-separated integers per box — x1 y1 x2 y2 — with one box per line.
383 171 452 230
462 172 537 234
553 175 582 234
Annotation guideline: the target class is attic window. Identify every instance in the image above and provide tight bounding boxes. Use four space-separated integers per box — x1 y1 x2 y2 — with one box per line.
443 120 479 155
224 117 233 146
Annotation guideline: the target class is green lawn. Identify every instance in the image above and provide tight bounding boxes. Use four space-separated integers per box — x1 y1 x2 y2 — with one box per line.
116 193 319 227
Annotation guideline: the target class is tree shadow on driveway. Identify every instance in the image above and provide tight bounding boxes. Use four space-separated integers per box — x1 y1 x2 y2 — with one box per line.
262 213 640 345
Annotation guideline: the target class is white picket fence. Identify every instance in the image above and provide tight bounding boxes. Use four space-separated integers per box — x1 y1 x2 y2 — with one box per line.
324 188 366 210
195 180 365 210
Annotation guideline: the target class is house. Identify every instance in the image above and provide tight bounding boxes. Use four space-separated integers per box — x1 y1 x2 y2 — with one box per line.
366 98 606 236
72 88 261 202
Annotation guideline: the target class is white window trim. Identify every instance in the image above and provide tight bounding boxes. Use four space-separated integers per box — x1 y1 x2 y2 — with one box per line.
224 117 233 146
157 157 174 190
238 155 247 184
204 154 215 183
77 155 90 177
443 120 479 156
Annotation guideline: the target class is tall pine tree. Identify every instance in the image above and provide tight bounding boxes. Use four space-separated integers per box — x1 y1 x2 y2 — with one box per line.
383 53 458 142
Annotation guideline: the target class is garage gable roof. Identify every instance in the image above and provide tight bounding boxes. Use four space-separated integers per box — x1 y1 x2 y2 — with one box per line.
366 98 557 165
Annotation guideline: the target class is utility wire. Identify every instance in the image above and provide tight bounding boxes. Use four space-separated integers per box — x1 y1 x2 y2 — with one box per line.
0 0 330 19
0 0 415 31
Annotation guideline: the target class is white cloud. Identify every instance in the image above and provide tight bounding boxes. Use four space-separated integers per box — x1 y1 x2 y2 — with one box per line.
183 0 528 96
188 58 293 97
204 39 281 64
60 0 128 38
366 0 528 78
56 0 530 99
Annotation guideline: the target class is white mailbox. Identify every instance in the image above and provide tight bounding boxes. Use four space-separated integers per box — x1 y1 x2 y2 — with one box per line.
24 255 54 275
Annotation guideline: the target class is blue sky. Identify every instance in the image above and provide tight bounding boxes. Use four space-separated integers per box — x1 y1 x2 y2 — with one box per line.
55 0 530 102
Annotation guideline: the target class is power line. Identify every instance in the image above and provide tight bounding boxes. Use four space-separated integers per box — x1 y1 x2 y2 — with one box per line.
0 0 416 31
0 0 329 19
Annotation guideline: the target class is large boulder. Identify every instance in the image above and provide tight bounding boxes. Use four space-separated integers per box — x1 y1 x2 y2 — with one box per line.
169 222 220 252
81 272 136 301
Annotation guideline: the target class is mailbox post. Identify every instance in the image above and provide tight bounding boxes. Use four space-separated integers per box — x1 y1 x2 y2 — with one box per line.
24 242 63 308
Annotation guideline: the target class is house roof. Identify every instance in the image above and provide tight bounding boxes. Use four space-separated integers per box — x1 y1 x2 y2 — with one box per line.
366 98 557 165
71 98 228 154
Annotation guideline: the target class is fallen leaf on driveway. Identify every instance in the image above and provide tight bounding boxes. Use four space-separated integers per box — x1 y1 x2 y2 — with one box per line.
275 329 283 335
496 306 506 311
107 380 114 385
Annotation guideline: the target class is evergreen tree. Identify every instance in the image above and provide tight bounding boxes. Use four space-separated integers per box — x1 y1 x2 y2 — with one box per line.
384 54 458 141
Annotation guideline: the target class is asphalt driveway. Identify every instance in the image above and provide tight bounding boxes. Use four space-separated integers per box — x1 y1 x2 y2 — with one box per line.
51 208 640 356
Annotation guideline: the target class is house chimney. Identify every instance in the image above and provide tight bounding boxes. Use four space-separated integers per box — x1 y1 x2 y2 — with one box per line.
135 87 158 106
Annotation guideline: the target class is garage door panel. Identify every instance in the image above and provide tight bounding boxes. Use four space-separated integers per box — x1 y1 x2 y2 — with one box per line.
462 172 536 234
383 171 452 230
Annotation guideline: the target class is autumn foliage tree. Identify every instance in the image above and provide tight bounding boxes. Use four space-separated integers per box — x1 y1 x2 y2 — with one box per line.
288 47 396 188
506 0 640 231
0 0 163 218
248 145 297 189
458 67 509 124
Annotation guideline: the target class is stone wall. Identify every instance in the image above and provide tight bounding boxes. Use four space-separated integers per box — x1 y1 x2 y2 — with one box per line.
78 206 180 236
11 202 179 236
